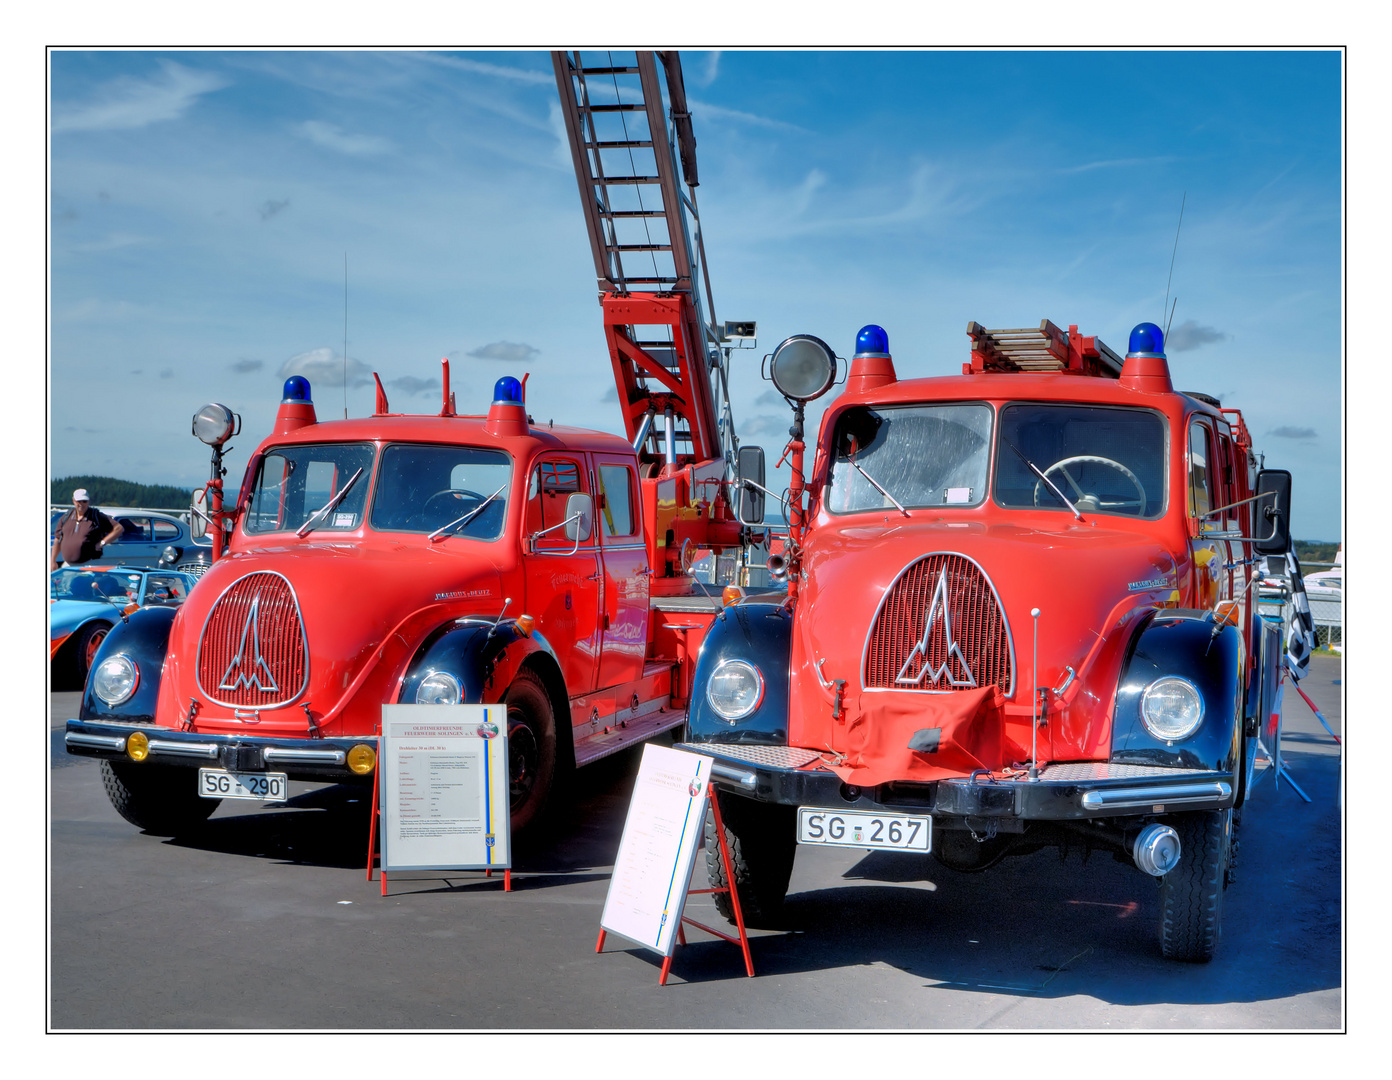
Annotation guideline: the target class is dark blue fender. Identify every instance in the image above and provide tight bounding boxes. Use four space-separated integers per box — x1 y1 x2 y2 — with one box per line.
398 621 571 755
1111 611 1243 773
686 602 793 745
79 606 179 724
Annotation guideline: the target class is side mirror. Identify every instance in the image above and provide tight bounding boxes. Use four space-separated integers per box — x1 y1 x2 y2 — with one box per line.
190 488 213 536
564 492 594 543
1253 469 1292 555
737 445 766 525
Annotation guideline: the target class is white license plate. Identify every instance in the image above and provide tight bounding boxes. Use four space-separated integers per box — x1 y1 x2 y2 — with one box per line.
198 769 288 802
798 808 931 851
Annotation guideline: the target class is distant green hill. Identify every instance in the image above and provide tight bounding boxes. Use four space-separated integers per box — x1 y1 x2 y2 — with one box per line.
52 476 194 511
1294 540 1341 565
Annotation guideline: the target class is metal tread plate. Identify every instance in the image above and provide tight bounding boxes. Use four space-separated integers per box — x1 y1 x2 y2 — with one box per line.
1033 762 1215 782
676 742 828 771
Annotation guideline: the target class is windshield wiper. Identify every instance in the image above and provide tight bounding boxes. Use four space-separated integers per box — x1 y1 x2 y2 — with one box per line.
429 483 509 543
846 455 909 517
297 467 365 537
1003 438 1083 521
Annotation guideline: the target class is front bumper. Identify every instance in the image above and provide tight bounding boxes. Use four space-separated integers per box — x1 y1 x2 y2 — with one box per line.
65 720 376 783
678 742 1234 824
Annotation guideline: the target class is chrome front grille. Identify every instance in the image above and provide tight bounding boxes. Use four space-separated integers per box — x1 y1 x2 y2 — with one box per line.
864 552 1013 694
197 571 308 708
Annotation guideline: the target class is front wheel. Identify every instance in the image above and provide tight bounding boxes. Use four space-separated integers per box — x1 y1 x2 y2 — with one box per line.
503 669 565 834
101 760 220 836
705 792 797 929
1158 808 1231 962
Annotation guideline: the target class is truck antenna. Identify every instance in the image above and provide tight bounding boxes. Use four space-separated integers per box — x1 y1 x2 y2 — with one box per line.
344 252 349 419
1162 192 1185 339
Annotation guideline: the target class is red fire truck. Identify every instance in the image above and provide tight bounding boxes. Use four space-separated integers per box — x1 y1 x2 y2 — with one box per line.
64 51 775 838
683 319 1293 962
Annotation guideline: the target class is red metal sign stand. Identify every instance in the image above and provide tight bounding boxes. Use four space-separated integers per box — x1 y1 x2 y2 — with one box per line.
366 762 511 895
595 791 755 985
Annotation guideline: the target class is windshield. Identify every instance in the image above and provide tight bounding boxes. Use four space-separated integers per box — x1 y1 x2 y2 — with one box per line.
994 403 1166 518
370 444 512 540
52 568 141 602
826 403 993 513
245 443 376 534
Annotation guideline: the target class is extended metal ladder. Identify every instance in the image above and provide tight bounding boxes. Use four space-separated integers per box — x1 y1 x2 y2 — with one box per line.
553 50 736 470
966 319 1125 377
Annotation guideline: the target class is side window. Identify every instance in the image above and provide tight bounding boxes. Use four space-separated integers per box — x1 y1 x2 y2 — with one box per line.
598 464 636 538
152 519 181 542
526 457 586 544
1188 420 1215 521
144 574 189 605
117 517 151 542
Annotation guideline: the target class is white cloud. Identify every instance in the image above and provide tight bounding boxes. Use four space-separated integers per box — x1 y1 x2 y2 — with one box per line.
468 341 539 363
278 347 372 389
298 120 394 156
52 61 228 133
689 97 809 134
421 54 554 86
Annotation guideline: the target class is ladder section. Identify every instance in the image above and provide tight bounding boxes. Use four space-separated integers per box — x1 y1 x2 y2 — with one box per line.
965 319 1124 377
553 50 733 468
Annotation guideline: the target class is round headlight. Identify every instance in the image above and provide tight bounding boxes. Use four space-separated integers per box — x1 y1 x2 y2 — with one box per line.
769 335 837 402
93 654 139 706
706 659 764 722
415 670 462 706
192 402 237 446
1141 676 1204 741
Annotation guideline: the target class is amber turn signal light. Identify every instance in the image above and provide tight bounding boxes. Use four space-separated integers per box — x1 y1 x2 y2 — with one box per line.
347 744 377 775
722 586 745 607
126 731 149 762
515 614 535 637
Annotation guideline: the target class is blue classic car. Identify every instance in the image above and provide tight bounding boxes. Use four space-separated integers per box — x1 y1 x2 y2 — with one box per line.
50 566 198 685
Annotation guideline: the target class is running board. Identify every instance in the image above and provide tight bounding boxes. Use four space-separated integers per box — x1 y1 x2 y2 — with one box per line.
573 703 683 767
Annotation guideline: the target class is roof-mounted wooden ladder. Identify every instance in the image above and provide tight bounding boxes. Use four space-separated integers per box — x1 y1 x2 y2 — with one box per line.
966 319 1124 378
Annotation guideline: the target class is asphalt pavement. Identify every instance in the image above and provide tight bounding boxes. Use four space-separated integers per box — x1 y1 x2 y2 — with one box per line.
47 655 1344 1031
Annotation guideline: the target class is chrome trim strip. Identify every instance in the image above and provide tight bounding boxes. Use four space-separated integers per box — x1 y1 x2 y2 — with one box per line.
147 739 220 759
262 746 347 764
860 550 1016 697
1080 781 1231 811
196 569 310 710
65 732 127 752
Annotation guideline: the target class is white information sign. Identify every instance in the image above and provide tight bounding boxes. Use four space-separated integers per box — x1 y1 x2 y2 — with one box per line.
600 744 714 958
379 704 510 873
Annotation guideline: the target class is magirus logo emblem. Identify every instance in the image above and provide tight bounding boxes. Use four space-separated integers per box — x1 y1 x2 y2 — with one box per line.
895 566 978 689
219 593 281 693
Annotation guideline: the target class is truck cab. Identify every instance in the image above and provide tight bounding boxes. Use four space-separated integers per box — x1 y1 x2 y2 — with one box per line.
684 320 1292 962
67 373 752 837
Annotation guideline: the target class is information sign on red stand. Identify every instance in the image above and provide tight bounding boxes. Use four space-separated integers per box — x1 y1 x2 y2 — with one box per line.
595 744 754 984
366 705 512 894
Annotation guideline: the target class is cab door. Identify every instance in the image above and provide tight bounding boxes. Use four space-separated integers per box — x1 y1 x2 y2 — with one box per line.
522 453 601 696
593 454 650 690
1187 417 1230 609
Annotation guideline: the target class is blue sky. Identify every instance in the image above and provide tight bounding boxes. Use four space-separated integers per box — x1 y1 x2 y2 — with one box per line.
48 49 1342 539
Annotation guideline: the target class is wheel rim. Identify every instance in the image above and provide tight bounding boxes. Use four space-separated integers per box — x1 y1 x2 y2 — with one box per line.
508 709 539 809
84 628 108 671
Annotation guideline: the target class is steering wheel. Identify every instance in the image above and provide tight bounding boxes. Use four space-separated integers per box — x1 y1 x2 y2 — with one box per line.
422 488 484 516
1033 455 1146 515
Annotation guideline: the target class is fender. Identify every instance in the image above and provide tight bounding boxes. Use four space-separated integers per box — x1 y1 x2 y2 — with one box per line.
1111 610 1242 774
686 602 792 745
79 606 180 724
399 619 563 707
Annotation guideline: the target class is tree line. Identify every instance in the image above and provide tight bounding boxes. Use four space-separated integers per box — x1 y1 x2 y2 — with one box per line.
52 476 194 511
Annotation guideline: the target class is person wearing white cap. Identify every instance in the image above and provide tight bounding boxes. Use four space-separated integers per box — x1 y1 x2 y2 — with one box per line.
50 488 123 569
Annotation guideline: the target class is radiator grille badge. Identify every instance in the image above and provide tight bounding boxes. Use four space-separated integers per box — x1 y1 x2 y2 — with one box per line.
219 593 281 693
895 567 977 688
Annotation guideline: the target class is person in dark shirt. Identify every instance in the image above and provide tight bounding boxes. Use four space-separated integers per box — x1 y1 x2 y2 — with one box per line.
50 488 124 569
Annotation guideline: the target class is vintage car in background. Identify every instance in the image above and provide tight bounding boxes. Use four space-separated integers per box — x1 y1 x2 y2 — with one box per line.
51 506 213 575
51 566 198 685
683 319 1293 963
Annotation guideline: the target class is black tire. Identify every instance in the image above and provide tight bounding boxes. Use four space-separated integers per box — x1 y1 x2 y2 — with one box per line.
101 760 220 837
1158 808 1231 962
74 621 112 686
503 669 564 834
704 791 797 929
